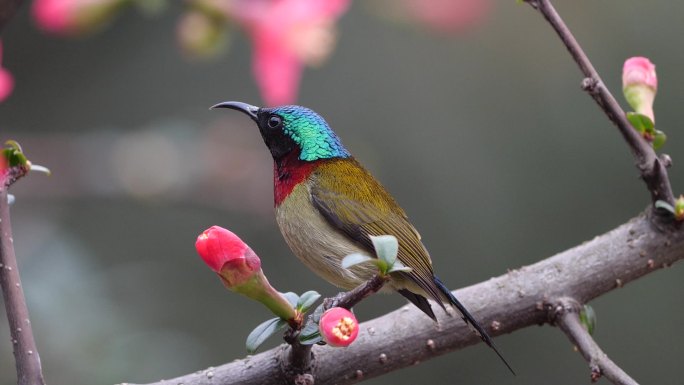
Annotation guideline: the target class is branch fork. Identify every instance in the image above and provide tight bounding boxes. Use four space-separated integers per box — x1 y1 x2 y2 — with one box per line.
549 298 637 385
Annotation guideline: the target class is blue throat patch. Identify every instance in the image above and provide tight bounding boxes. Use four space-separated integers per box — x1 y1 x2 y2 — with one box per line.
270 105 351 161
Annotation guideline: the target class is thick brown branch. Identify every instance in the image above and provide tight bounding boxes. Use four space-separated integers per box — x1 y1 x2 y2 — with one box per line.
0 188 46 385
123 211 683 385
551 298 638 385
526 0 675 207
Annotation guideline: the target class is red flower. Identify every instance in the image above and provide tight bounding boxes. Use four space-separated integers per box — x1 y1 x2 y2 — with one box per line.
319 307 358 347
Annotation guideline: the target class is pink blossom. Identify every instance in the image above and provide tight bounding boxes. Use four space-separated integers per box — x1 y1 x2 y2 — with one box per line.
401 0 492 34
0 42 14 103
222 0 350 106
319 307 358 347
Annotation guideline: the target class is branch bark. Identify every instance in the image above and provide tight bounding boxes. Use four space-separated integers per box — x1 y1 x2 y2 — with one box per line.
123 211 683 385
526 0 675 207
0 187 46 385
551 298 638 385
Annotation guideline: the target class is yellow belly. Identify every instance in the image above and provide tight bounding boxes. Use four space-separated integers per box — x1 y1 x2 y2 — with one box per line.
275 183 378 289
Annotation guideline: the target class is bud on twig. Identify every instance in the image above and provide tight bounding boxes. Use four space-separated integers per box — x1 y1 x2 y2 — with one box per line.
195 226 296 321
623 57 657 123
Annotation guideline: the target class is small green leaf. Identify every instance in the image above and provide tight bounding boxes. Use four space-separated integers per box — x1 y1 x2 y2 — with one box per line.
653 130 667 150
371 235 399 268
388 259 412 273
5 140 22 153
655 200 675 214
297 291 321 312
626 112 654 134
299 318 323 345
341 253 374 269
300 334 323 345
311 304 325 323
282 292 300 308
245 317 287 353
579 305 596 335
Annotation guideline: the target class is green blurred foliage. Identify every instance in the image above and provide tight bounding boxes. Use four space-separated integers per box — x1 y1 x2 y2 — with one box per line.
1 1 683 384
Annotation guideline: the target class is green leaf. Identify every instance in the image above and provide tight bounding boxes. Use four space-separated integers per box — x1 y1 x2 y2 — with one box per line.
653 130 667 150
245 317 288 353
299 334 323 345
655 200 675 214
579 305 596 335
297 291 321 312
311 304 325 323
282 292 300 308
341 253 374 269
388 259 412 273
626 112 654 134
371 235 399 268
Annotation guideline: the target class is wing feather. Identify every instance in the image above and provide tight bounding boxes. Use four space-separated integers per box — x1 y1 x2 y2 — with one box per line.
309 158 444 304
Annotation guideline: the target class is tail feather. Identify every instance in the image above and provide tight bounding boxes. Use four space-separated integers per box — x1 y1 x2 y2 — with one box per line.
398 288 437 321
433 276 515 375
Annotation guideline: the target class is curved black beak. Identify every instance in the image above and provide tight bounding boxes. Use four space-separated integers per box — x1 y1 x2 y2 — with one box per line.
210 101 259 122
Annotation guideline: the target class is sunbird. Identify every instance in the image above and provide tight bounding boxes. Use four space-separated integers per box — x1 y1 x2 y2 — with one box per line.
213 101 513 373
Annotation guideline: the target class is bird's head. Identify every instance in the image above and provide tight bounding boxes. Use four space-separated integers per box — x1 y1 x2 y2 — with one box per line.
212 101 350 162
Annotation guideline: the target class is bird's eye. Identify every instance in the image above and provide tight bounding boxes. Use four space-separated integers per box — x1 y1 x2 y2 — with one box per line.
268 116 282 128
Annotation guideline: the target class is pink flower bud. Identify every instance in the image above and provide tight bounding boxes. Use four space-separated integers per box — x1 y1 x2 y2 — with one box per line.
195 226 261 287
623 57 657 90
319 307 358 347
195 226 296 321
623 57 657 122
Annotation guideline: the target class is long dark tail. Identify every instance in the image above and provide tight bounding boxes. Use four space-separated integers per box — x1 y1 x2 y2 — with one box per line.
434 276 515 375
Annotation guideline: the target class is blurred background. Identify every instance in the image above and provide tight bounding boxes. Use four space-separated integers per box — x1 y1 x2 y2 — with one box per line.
1 0 683 384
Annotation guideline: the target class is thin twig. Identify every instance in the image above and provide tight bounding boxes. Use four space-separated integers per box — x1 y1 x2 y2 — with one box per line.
526 0 675 208
551 298 638 385
0 187 46 385
325 274 388 310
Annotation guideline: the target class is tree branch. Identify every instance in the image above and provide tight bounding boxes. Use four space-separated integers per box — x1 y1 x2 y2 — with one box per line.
122 211 683 385
550 297 638 384
526 0 675 208
0 188 46 385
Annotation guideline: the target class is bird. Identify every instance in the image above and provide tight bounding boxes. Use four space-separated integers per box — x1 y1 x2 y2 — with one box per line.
212 101 513 374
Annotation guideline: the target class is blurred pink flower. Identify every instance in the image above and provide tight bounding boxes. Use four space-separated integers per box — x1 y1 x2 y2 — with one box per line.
215 0 350 106
373 0 491 35
405 0 491 34
0 42 14 103
32 0 126 36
